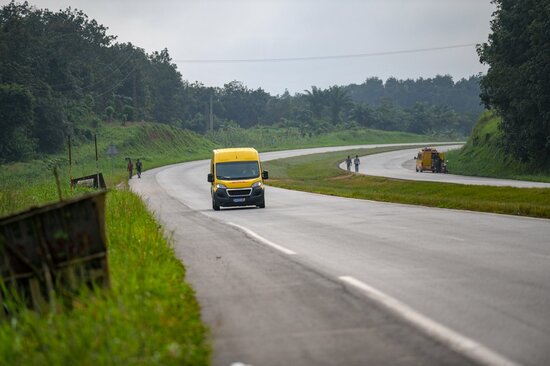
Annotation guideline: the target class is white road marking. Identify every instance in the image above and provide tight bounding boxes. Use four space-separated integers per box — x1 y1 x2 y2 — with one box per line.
339 276 519 366
227 222 297 255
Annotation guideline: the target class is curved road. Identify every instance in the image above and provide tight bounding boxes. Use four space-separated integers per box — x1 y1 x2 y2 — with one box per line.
340 145 550 188
130 144 550 366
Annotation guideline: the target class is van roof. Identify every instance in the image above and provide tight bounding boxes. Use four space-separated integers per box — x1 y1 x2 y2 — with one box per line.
213 147 259 162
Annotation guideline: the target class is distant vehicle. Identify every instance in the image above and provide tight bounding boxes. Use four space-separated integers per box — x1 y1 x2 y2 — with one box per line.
415 147 448 173
207 147 269 210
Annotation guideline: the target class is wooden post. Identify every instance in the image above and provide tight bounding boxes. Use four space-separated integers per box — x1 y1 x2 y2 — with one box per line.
68 136 73 190
95 134 100 189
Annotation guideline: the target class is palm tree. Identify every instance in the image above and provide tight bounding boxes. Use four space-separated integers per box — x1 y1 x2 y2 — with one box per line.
303 86 326 119
350 103 372 127
325 85 352 123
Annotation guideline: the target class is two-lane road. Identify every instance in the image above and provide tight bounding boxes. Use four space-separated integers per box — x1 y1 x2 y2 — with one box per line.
131 144 550 366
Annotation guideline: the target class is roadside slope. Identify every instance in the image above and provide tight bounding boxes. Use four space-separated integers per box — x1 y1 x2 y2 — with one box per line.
446 111 550 182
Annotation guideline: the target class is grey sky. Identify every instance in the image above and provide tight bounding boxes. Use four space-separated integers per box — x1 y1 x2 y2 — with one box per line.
3 0 495 94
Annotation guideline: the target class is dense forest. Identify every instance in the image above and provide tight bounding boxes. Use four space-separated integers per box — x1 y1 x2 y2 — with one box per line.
0 2 483 162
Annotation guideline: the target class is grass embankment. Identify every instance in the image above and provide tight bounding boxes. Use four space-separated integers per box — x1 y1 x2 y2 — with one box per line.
0 191 209 365
447 111 550 182
264 147 550 219
207 125 454 151
0 123 212 365
0 122 215 214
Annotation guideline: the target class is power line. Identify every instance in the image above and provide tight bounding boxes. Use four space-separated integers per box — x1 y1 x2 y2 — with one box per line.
173 43 478 64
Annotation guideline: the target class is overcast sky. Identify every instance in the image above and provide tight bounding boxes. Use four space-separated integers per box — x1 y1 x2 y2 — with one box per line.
3 0 496 95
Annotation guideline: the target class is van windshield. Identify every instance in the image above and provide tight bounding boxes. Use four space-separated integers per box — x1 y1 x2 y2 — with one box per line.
216 161 259 180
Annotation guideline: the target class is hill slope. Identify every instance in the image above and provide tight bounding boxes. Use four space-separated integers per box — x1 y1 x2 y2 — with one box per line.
447 111 550 182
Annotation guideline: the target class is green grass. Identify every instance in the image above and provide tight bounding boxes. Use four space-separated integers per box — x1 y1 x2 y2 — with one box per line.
206 125 455 152
0 123 213 365
0 190 210 365
447 111 550 182
0 122 215 215
264 147 550 219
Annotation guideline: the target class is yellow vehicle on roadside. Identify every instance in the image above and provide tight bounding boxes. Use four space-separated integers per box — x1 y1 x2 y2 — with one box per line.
415 147 448 173
207 148 269 210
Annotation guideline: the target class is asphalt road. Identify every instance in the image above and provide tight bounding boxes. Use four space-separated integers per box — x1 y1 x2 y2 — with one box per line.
130 144 550 366
341 145 550 188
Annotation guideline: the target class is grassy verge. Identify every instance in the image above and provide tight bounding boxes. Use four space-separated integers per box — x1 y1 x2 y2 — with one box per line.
0 190 210 365
0 123 213 365
264 147 550 219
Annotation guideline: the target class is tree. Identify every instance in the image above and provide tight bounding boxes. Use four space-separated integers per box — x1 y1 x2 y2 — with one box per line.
325 85 352 123
350 103 372 127
303 86 326 119
477 0 550 163
0 83 36 161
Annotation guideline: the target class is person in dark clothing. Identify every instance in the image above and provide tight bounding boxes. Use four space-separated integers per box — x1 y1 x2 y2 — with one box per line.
345 155 352 171
136 159 142 178
354 155 360 173
127 159 133 179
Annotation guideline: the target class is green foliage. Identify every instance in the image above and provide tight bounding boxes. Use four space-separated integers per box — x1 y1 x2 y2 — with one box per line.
477 0 550 163
0 2 188 160
0 83 36 161
264 147 550 219
447 111 550 182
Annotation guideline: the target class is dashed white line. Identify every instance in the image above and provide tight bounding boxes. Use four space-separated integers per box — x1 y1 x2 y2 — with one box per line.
339 276 519 366
227 222 297 255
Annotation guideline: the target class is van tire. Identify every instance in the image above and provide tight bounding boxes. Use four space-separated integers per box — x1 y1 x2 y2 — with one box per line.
257 199 265 209
212 199 220 211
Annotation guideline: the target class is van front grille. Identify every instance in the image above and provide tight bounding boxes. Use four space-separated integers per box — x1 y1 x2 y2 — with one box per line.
227 188 252 197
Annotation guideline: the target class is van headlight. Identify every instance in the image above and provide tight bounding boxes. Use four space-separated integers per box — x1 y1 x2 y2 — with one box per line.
252 181 263 188
216 183 227 189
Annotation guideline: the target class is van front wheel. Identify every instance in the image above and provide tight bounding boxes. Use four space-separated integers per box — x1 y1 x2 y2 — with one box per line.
212 198 220 211
257 199 265 209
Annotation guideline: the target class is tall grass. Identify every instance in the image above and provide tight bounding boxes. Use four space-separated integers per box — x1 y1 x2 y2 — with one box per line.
0 189 210 365
0 122 212 365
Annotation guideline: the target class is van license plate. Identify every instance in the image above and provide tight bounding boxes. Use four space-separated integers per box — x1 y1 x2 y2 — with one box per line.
233 198 246 203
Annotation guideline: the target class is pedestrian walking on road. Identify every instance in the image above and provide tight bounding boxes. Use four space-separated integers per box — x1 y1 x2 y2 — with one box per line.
136 159 142 178
354 155 360 173
127 158 133 179
346 155 352 171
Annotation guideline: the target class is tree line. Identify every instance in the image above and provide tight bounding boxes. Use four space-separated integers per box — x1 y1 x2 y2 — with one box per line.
0 1 482 162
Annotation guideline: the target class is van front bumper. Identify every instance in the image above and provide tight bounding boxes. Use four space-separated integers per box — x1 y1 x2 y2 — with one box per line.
214 187 264 207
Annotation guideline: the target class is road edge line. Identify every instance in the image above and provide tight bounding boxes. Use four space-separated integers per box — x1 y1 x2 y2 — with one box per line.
227 222 297 255
339 276 519 366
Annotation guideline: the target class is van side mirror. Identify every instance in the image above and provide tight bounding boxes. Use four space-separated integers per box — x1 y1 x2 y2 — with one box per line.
207 173 214 183
262 171 269 180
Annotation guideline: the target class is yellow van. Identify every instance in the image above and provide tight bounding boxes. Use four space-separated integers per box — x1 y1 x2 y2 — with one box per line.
207 148 268 210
